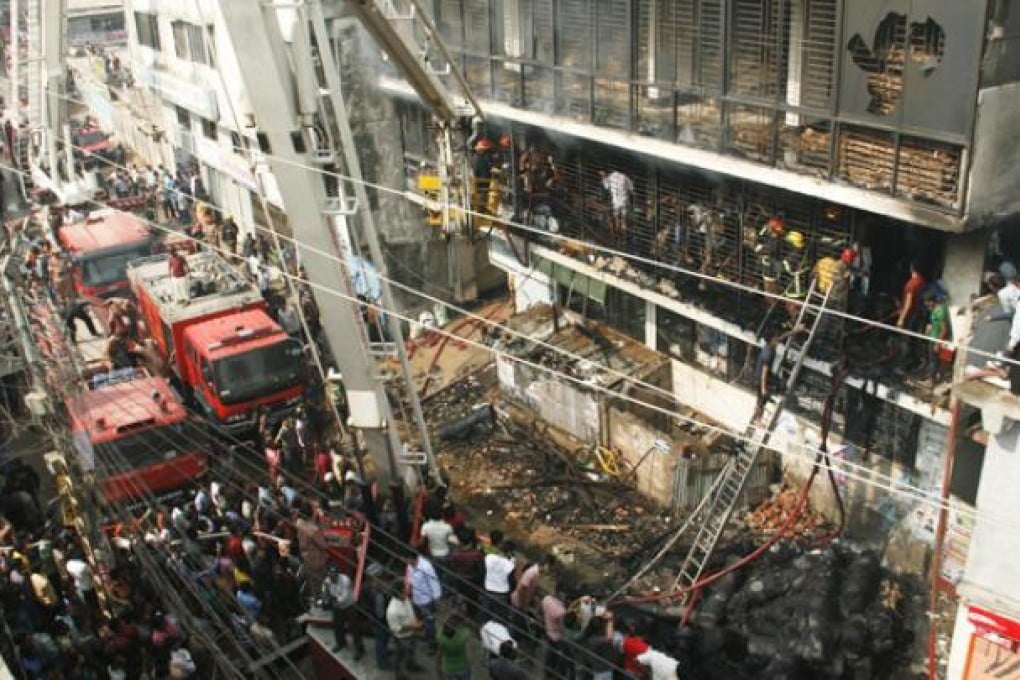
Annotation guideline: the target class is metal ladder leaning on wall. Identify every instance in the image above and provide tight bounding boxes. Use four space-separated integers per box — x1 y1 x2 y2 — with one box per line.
671 277 833 598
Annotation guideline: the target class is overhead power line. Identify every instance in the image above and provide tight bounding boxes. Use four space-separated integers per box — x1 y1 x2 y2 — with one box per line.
17 72 1008 369
0 167 1000 533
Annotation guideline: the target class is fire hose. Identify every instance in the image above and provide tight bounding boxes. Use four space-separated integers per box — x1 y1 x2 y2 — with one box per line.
610 361 850 624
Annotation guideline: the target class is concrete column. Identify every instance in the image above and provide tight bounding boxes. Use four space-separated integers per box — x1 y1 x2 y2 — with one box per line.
942 229 988 307
645 299 656 350
10 0 18 118
784 0 805 128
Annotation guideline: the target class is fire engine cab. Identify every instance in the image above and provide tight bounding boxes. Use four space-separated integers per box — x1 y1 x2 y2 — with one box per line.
66 367 205 505
58 209 155 298
127 250 306 433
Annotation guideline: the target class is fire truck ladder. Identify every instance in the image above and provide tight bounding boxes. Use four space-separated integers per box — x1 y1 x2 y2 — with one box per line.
672 278 832 598
348 0 481 235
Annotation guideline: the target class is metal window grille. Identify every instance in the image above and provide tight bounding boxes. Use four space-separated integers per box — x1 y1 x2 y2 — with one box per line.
728 0 786 100
592 0 633 129
435 0 964 211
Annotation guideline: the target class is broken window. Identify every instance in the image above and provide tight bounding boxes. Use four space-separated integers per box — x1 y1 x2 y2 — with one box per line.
908 18 945 74
847 12 946 115
846 12 907 115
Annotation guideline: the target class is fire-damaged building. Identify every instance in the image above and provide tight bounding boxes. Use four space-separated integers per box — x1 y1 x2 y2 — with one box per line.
374 0 1020 675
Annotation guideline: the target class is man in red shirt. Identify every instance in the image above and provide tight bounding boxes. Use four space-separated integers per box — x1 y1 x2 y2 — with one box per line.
896 262 926 370
168 247 190 304
897 262 926 330
607 612 650 678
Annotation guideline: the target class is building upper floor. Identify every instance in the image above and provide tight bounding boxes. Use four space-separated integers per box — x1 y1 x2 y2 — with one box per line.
387 0 1020 232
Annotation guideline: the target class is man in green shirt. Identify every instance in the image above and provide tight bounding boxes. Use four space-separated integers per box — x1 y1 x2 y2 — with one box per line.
924 293 951 383
436 616 472 680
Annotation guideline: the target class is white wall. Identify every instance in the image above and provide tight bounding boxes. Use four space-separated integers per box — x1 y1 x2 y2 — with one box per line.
962 426 1020 607
511 270 552 312
946 602 974 680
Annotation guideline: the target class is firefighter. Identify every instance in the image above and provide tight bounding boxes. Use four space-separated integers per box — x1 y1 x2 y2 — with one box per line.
472 137 495 213
782 231 809 300
754 216 786 295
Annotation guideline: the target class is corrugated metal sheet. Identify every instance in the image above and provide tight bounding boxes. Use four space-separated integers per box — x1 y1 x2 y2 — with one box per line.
672 449 775 515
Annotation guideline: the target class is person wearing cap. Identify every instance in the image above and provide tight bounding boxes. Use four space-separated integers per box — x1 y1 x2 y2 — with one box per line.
754 216 786 295
472 137 495 212
781 230 809 301
322 564 363 657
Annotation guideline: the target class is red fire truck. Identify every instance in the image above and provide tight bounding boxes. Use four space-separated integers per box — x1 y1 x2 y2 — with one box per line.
66 368 207 504
127 250 306 433
58 209 156 299
27 296 205 506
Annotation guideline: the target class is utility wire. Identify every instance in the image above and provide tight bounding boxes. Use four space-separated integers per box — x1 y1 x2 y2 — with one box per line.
1 166 1002 532
12 71 1014 372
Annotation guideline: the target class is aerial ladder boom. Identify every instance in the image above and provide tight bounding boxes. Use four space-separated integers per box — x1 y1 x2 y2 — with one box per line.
346 0 491 243
347 0 481 124
217 0 438 488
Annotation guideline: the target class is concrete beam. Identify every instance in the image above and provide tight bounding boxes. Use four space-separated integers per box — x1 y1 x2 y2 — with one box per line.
379 76 967 233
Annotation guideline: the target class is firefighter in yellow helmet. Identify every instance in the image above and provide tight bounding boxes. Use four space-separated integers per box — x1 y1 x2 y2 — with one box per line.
782 230 809 300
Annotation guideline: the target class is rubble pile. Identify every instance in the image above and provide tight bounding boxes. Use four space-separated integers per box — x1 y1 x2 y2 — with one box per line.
425 368 671 586
743 484 829 538
680 544 918 679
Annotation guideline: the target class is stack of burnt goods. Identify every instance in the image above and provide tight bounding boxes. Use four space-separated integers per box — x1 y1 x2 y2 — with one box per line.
743 486 828 538
676 544 914 679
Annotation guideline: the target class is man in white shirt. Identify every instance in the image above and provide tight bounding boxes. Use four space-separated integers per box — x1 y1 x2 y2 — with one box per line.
322 566 362 657
480 619 516 657
420 514 456 560
599 169 633 244
168 643 197 678
65 552 98 611
998 275 1020 317
637 647 681 680
387 590 423 674
484 540 516 623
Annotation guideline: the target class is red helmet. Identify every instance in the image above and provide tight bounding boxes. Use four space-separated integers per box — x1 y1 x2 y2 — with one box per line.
766 217 786 236
498 134 512 149
474 137 493 151
840 247 857 265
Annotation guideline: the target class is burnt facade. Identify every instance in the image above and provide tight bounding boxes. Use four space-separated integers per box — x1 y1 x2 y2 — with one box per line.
425 0 1019 226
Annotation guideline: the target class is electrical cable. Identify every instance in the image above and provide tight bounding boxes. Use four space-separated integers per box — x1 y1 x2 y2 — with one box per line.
2 149 962 515
19 303 579 680
12 72 1017 373
0 171 1004 535
8 273 304 678
3 131 1007 640
0 146 976 519
7 214 979 676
